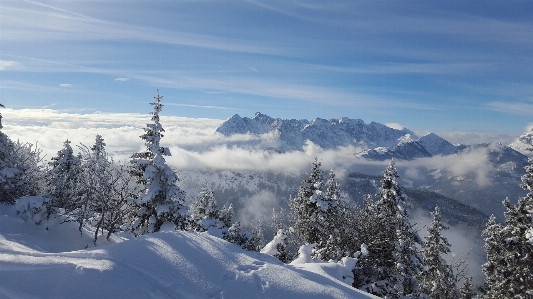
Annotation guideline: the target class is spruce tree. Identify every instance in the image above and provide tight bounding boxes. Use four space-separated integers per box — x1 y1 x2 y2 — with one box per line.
78 135 113 238
353 160 425 298
481 215 506 298
312 169 346 261
420 206 459 299
46 140 82 214
129 90 186 235
188 184 228 232
460 277 476 299
290 157 325 245
482 155 533 298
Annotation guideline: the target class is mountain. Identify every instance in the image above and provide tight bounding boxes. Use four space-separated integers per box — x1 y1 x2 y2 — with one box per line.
355 140 432 161
509 129 533 156
216 113 471 161
417 133 461 156
216 112 415 151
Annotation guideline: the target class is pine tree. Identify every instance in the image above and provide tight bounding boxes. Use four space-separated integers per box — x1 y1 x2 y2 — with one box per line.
129 90 187 235
353 160 425 298
78 135 113 238
481 214 506 299
460 277 476 299
261 228 294 263
46 140 82 214
188 184 227 232
311 169 347 261
482 155 533 298
420 206 459 299
290 157 324 245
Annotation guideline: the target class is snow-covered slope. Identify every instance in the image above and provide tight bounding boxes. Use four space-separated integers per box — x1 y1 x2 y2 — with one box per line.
216 112 415 151
0 205 376 299
509 129 533 156
418 133 460 156
355 141 432 161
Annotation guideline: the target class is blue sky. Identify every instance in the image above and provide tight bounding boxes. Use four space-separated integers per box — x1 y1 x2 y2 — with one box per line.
1 0 533 134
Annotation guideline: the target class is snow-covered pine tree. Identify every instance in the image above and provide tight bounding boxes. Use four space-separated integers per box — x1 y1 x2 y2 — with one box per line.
77 135 113 239
460 277 476 299
481 214 506 298
261 228 293 263
129 90 187 235
420 206 459 299
188 184 226 232
311 169 347 261
291 158 348 257
45 140 82 214
290 157 325 246
353 159 425 298
213 204 261 252
260 208 297 263
482 198 533 298
482 155 533 298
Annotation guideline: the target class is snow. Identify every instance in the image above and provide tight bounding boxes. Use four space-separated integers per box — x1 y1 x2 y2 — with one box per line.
216 113 412 151
0 204 376 299
260 229 287 256
526 227 533 245
289 245 362 287
417 133 458 156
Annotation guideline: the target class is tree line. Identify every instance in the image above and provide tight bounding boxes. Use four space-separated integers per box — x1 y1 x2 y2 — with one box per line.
0 91 531 298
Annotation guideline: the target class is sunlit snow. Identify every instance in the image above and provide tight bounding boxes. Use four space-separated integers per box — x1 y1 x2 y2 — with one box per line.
0 204 377 299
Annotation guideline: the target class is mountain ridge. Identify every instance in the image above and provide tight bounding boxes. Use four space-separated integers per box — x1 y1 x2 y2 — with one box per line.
216 112 416 152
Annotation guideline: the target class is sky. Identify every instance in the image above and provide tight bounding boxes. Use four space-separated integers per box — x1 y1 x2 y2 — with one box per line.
1 0 533 135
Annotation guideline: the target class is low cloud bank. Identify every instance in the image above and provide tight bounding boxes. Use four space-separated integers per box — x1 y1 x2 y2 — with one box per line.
3 108 505 188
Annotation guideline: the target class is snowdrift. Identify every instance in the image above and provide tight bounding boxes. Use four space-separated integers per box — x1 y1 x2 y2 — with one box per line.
0 205 376 299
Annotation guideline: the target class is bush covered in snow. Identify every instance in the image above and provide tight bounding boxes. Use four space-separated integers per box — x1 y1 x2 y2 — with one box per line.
15 196 50 225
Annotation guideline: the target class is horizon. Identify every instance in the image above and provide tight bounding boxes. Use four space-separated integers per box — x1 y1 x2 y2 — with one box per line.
0 107 526 167
1 1 533 135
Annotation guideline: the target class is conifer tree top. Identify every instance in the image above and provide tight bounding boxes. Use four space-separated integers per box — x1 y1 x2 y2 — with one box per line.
150 89 163 126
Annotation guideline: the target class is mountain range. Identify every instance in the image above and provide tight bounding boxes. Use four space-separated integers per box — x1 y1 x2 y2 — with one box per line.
216 112 416 152
216 112 517 160
211 113 532 221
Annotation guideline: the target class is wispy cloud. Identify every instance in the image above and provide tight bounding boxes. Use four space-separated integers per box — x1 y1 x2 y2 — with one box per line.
0 60 19 71
246 66 260 73
1 2 285 56
114 78 130 82
59 84 73 88
486 101 533 116
165 103 245 111
21 0 98 21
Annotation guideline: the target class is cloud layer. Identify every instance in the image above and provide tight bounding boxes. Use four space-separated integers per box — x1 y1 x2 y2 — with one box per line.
2 108 517 191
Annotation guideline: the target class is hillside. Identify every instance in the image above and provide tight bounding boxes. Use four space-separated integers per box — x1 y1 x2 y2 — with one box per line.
0 204 376 299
